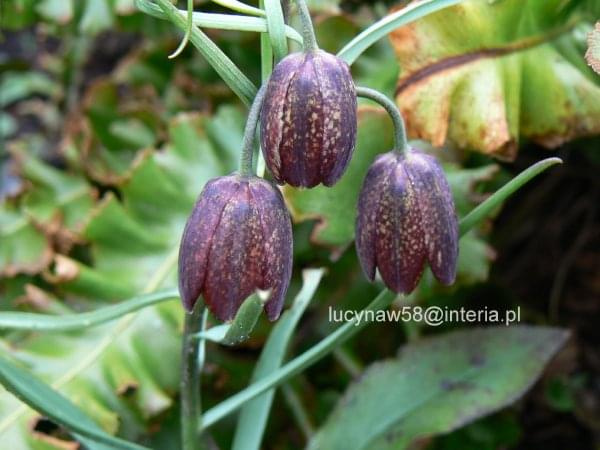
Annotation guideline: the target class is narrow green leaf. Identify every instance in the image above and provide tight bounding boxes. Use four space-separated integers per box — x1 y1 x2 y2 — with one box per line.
144 0 257 105
211 0 266 17
135 0 301 41
309 326 569 450
264 0 288 61
0 288 178 331
200 158 563 428
459 157 562 235
222 292 268 345
0 355 147 449
337 0 464 65
232 269 325 450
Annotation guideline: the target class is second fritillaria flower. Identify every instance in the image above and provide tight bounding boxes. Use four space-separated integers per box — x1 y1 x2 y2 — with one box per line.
355 149 459 294
260 50 357 188
178 174 293 321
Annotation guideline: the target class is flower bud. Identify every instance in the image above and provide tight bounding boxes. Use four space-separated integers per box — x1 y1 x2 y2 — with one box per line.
355 149 458 294
178 174 293 321
260 50 357 187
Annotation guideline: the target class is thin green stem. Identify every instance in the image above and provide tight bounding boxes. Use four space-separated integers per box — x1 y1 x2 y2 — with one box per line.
296 0 318 51
181 300 206 450
356 86 408 154
169 0 193 59
240 83 268 176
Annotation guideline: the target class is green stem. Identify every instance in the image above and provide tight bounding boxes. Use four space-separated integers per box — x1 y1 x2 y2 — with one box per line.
181 301 206 450
239 83 268 176
198 157 563 430
296 0 318 51
356 86 408 154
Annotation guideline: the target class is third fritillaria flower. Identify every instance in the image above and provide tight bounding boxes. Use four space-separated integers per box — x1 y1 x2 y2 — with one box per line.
355 149 459 294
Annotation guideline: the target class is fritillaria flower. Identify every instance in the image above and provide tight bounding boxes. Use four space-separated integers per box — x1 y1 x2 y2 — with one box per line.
260 50 357 187
178 174 293 321
355 149 458 294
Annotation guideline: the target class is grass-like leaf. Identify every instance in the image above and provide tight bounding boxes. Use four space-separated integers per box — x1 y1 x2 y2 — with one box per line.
232 269 325 450
337 0 464 65
0 355 147 449
264 0 288 61
211 0 266 17
0 288 178 331
459 158 563 234
200 157 563 428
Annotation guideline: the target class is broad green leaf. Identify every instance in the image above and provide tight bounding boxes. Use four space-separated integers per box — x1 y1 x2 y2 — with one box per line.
391 0 600 158
0 354 145 449
309 326 568 450
232 269 325 450
586 22 600 74
0 209 52 277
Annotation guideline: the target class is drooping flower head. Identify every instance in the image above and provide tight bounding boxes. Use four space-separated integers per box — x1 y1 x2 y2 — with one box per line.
355 149 458 294
178 174 293 321
260 50 357 188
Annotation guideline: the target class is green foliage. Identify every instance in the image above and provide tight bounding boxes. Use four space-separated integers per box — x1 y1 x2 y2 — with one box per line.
309 326 568 450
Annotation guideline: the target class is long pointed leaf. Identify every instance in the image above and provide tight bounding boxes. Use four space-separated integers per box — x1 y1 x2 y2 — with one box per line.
0 355 147 450
232 269 325 450
0 289 178 331
337 0 465 65
264 0 288 61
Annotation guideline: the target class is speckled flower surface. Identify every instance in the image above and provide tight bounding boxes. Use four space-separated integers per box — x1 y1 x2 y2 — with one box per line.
260 50 357 187
178 174 293 321
355 149 458 294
